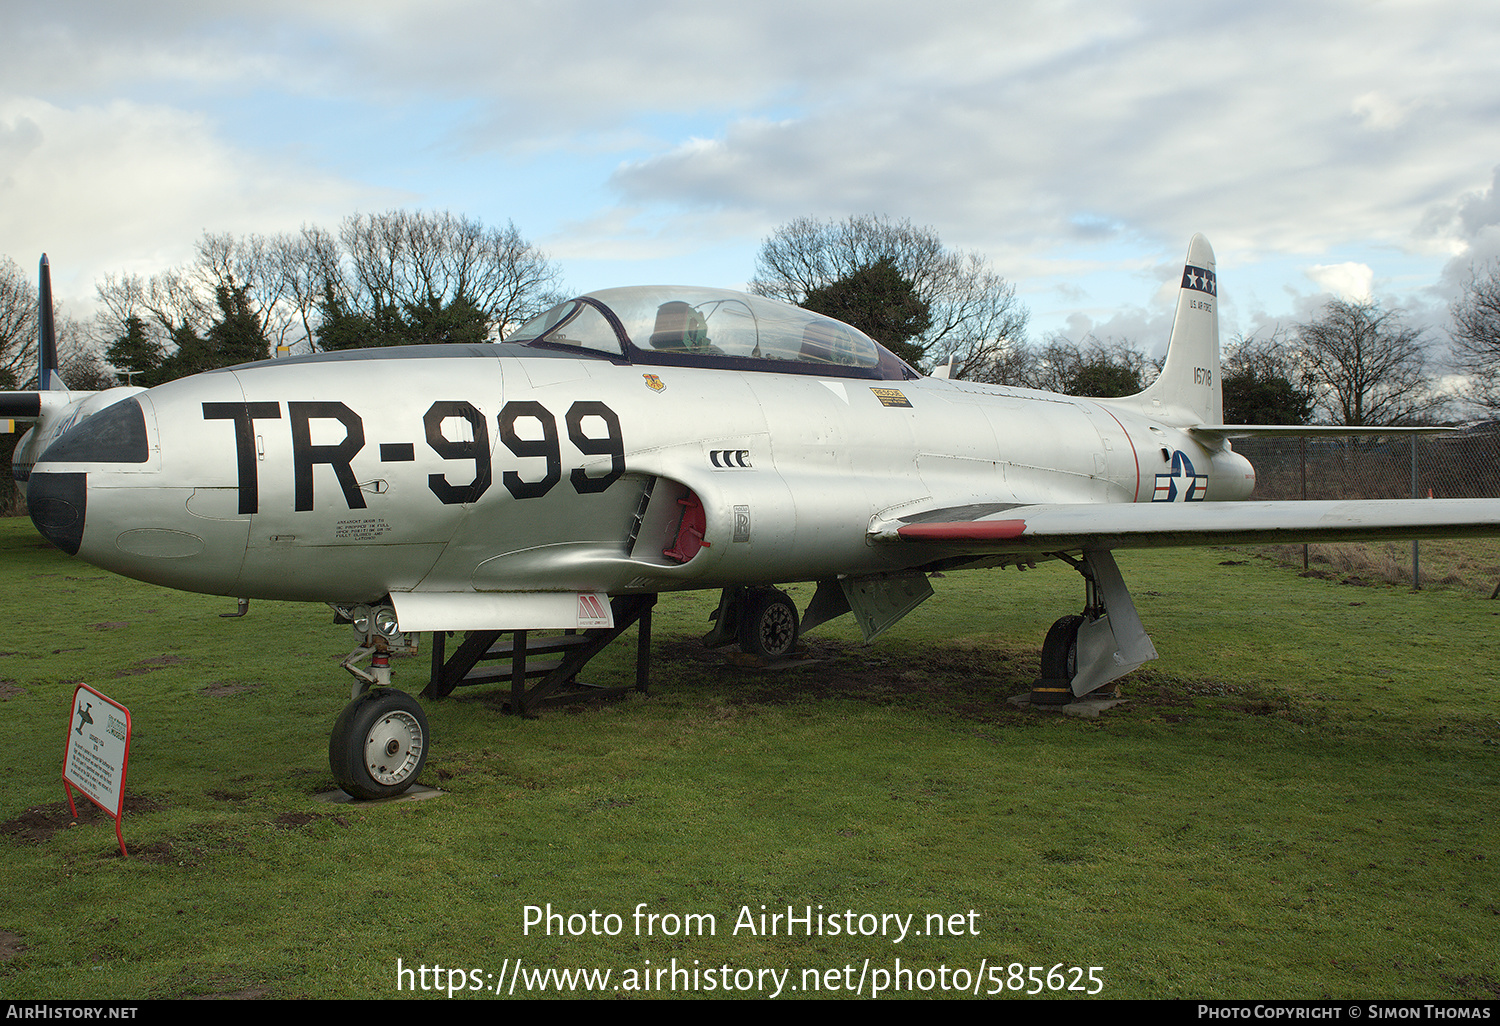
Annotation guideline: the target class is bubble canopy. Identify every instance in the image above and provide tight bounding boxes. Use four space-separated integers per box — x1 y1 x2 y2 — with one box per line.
507 286 917 381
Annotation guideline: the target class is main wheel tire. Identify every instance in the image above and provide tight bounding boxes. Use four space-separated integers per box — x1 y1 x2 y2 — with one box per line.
1039 614 1084 683
737 587 799 660
329 688 429 800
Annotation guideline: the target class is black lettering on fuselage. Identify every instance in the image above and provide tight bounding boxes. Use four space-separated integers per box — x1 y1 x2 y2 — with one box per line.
202 401 282 514
204 396 627 513
565 401 626 493
424 400 491 505
288 401 366 512
499 400 562 500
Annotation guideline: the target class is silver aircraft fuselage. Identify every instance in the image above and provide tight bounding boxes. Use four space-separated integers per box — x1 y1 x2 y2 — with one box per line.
19 238 1500 799
31 244 1496 652
24 335 1250 608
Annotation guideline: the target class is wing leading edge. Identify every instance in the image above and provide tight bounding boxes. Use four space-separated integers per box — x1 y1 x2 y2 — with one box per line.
870 498 1500 554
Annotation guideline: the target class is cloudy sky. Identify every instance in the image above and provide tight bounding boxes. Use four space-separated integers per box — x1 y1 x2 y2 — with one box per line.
5 0 1500 356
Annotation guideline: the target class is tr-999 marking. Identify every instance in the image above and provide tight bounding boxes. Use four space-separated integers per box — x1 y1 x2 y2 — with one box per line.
204 399 625 513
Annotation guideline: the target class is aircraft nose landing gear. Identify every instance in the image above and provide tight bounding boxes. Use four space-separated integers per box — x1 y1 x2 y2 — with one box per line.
329 687 429 800
330 602 429 800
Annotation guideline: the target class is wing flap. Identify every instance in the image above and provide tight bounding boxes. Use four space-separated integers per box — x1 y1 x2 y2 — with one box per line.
872 498 1500 553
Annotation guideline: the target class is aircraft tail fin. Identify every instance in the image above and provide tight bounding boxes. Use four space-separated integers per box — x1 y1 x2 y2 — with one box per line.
3 256 68 434
1105 234 1221 427
5 256 144 498
37 254 67 392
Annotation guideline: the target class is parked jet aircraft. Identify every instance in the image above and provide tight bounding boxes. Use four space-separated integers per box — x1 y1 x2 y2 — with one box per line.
12 237 1500 800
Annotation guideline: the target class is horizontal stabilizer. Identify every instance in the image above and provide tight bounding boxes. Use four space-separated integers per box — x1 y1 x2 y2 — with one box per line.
0 391 75 425
1192 423 1458 439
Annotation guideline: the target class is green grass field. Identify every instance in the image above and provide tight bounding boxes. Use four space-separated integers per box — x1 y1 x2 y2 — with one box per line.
0 516 1496 1000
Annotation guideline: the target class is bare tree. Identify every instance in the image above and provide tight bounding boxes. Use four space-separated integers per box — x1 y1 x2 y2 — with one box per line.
89 212 566 373
272 225 343 350
54 314 116 391
339 210 565 341
1222 328 1314 425
749 214 1028 373
192 232 297 350
1295 299 1445 425
1022 333 1148 397
963 338 1038 387
92 265 208 372
0 256 38 388
1450 263 1500 413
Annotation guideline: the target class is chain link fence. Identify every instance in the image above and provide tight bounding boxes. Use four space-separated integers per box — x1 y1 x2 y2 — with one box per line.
1232 422 1500 501
1231 421 1500 593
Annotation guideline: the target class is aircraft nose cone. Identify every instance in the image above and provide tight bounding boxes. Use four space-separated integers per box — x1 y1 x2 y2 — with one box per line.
28 470 87 555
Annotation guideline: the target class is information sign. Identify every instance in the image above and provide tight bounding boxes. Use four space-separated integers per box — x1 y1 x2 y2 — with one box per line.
62 683 132 857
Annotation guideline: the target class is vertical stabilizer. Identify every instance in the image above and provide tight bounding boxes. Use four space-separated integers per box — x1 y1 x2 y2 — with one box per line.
5 256 143 503
37 254 67 391
1107 234 1220 427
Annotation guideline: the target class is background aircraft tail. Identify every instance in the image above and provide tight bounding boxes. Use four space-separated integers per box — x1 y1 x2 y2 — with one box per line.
2 256 72 430
36 254 67 391
1104 233 1221 428
4 256 143 504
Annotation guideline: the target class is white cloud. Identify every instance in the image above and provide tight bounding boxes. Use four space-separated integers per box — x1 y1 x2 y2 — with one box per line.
5 1 1500 337
604 1 1500 267
0 98 394 304
1305 263 1375 303
1351 91 1414 131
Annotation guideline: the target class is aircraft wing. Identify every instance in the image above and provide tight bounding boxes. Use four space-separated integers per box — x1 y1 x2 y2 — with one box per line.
868 498 1500 554
1190 424 1457 440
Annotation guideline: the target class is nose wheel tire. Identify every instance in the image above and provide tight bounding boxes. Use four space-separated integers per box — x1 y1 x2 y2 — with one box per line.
737 587 799 660
330 688 429 800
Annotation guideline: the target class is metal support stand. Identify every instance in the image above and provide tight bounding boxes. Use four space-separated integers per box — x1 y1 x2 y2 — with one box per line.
421 594 656 716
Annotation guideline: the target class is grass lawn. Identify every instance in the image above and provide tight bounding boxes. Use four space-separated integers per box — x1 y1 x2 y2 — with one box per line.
0 516 1496 1000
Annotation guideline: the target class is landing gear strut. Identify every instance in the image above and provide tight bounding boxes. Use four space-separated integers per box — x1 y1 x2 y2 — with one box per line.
1030 549 1158 705
330 602 428 799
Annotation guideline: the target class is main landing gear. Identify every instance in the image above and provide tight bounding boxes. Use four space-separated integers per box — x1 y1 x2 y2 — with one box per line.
1037 614 1085 691
1030 549 1158 705
330 604 429 800
706 586 801 661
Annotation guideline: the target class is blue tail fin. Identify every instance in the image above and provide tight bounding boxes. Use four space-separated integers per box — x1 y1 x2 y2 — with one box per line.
37 254 67 391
